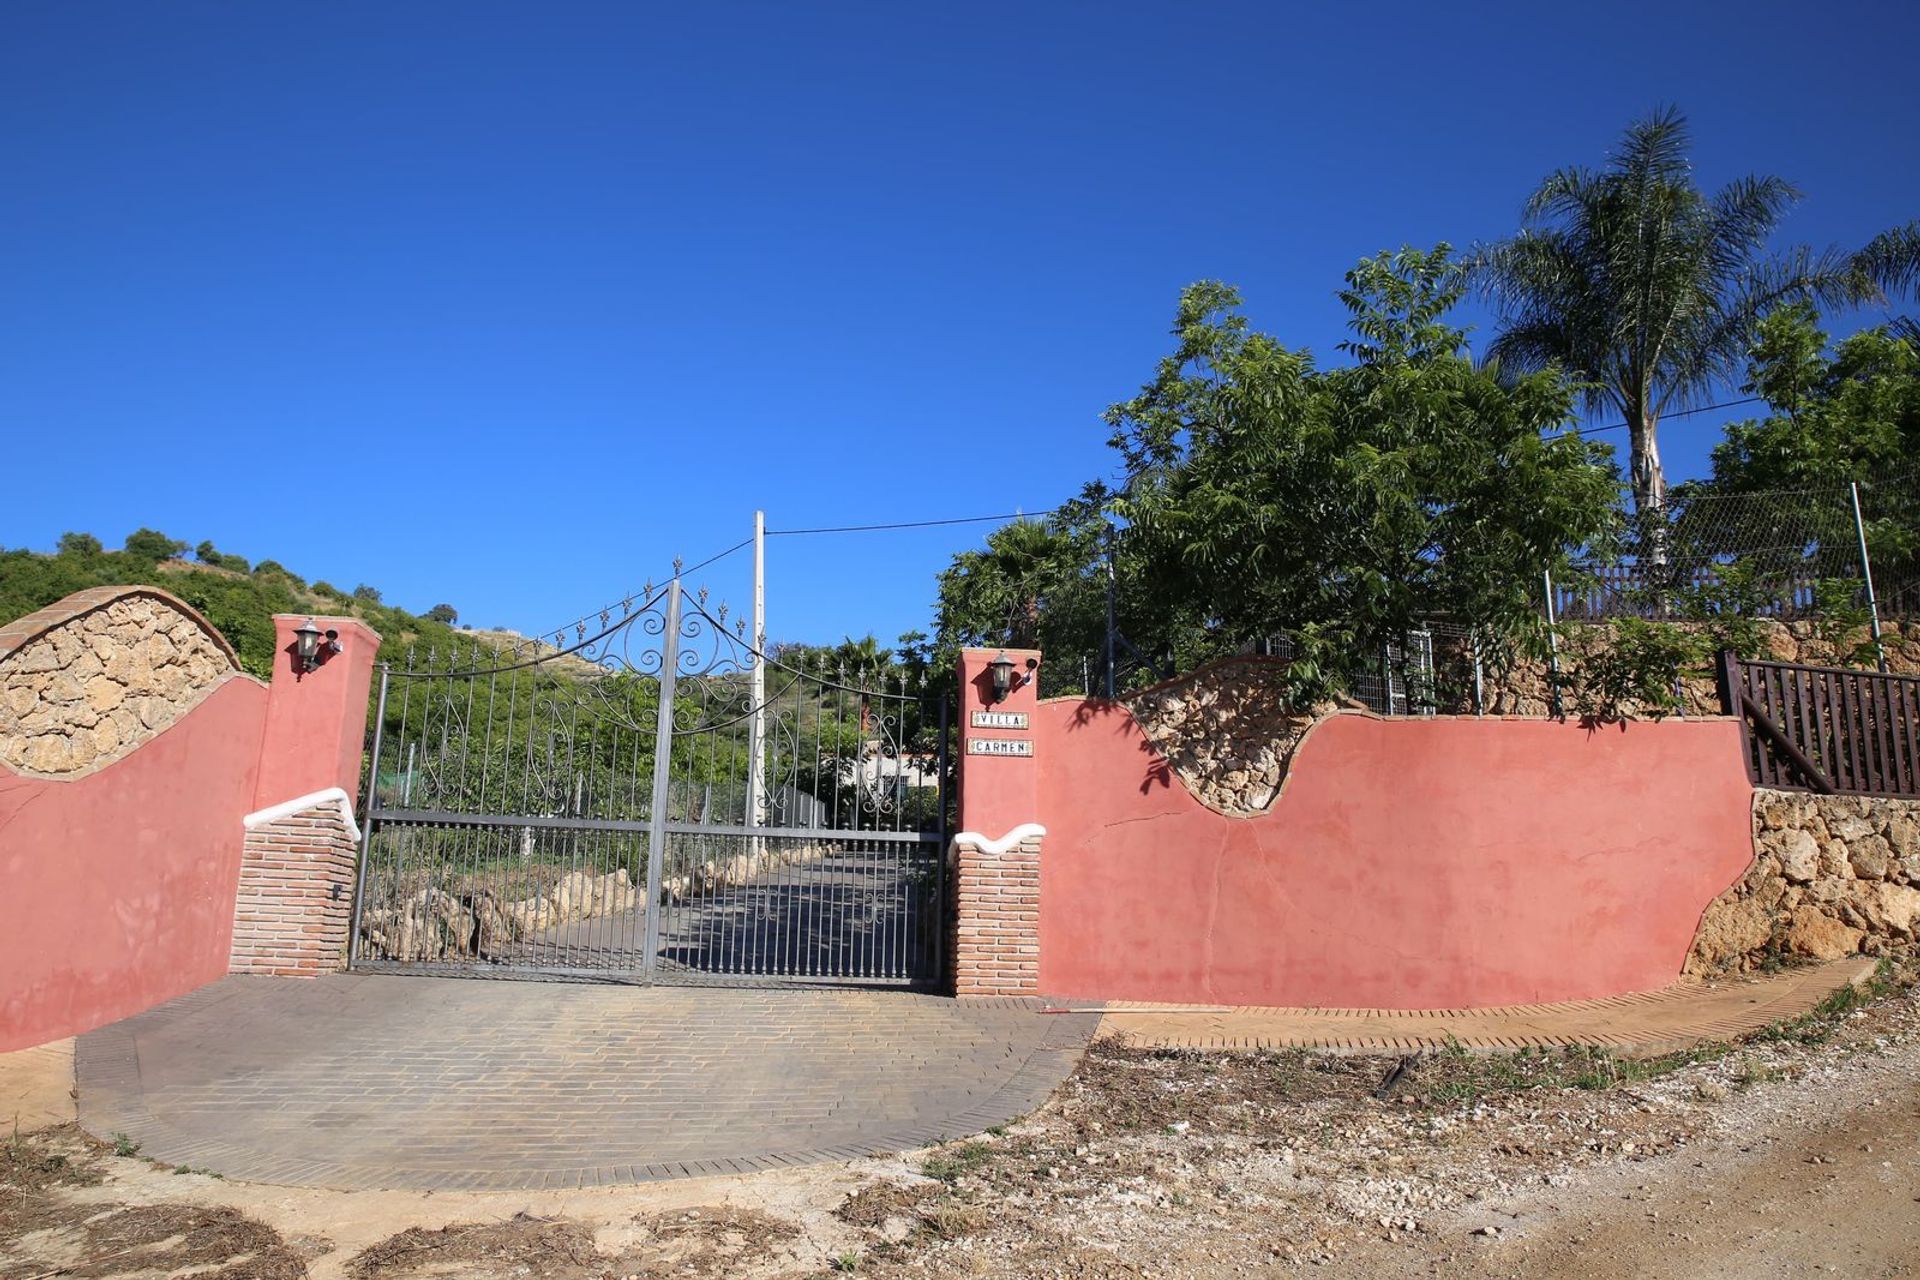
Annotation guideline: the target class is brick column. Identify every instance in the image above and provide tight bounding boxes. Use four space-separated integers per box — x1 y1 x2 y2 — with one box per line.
950 647 1045 998
230 794 360 975
230 614 380 977
951 826 1044 997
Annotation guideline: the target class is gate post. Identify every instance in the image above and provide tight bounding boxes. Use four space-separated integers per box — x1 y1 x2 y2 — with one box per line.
230 613 382 977
950 648 1045 999
641 580 683 978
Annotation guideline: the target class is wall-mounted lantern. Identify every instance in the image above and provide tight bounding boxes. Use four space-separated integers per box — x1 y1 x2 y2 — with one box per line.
987 651 1036 704
293 618 343 675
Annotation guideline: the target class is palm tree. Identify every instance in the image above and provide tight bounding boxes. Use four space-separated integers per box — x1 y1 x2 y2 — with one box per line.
1477 107 1871 518
1856 220 1920 345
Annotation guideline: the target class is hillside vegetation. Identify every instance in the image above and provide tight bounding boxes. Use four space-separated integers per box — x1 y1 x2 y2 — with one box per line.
0 529 474 679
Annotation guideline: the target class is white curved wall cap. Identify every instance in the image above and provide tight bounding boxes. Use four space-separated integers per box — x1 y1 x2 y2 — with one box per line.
949 824 1046 855
243 787 361 843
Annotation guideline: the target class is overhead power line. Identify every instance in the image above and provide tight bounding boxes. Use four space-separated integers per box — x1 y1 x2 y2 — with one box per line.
766 510 1058 536
1575 396 1765 436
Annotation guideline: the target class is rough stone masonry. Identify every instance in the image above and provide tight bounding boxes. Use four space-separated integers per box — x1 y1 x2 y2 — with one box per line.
1689 789 1920 974
0 588 241 777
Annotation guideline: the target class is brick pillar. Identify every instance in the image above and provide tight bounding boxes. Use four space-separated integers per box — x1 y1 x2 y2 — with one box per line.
951 826 1044 997
230 614 380 977
230 795 360 975
950 647 1044 998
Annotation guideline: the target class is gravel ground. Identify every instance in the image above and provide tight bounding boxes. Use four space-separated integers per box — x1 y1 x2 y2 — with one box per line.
4 959 1916 1279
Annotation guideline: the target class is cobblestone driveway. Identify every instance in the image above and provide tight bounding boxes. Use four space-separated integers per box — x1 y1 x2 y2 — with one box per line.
76 974 1095 1191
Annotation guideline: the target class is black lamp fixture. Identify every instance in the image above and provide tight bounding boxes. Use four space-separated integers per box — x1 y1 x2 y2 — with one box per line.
989 650 1034 704
293 618 342 675
987 651 1018 703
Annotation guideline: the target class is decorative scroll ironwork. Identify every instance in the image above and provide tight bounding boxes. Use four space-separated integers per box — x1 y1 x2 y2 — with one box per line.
350 578 950 988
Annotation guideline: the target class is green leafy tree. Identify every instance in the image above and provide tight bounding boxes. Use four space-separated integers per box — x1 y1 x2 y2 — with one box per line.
1690 304 1920 611
122 528 187 561
352 583 382 603
1477 107 1875 518
1101 246 1620 699
57 532 102 556
424 603 459 625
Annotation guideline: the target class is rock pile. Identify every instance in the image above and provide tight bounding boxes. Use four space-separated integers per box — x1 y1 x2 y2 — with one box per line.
1687 789 1920 974
0 594 236 776
357 841 832 962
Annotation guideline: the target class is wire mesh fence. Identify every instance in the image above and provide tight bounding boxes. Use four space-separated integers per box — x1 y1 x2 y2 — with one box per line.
1068 470 1917 713
1554 471 1919 625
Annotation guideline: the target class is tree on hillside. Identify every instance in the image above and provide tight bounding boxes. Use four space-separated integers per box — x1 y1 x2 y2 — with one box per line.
122 528 187 561
57 532 102 556
1476 107 1878 519
352 584 382 603
425 603 459 624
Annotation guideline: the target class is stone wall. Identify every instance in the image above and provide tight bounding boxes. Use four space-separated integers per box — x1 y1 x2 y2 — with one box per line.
1687 788 1920 975
1122 657 1336 816
1483 617 1920 719
0 586 244 778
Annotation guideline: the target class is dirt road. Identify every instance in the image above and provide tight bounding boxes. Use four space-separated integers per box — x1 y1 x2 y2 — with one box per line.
6 963 1919 1278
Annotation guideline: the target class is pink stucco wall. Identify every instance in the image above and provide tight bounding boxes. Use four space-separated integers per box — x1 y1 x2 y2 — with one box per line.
0 593 380 1052
1033 703 1754 1009
0 677 268 1051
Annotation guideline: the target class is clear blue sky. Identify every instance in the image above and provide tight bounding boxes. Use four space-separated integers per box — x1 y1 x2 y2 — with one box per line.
4 1 1916 645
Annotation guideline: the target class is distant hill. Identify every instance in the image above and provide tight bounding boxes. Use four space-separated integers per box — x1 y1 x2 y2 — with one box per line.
0 530 479 679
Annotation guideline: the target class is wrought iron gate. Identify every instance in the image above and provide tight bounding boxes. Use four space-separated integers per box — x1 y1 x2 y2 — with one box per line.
349 579 949 986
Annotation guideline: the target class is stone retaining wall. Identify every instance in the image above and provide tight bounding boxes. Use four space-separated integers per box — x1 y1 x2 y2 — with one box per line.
1484 617 1919 719
1121 657 1336 816
1687 789 1920 975
0 586 242 777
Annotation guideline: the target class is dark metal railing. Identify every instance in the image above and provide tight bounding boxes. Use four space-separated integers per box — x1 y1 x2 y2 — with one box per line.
1717 651 1920 798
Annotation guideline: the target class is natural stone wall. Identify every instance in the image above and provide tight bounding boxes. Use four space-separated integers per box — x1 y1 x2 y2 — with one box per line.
1687 788 1920 975
1123 657 1338 816
0 587 242 778
1483 617 1920 719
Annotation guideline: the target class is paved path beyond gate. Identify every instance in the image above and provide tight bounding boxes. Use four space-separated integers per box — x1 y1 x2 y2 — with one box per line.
76 975 1096 1191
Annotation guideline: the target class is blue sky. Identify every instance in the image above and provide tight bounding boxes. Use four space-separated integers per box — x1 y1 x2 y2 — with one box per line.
4 1 1917 645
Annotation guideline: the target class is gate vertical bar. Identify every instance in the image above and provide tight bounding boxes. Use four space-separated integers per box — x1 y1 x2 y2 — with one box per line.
347 664 391 967
642 580 683 979
931 694 950 985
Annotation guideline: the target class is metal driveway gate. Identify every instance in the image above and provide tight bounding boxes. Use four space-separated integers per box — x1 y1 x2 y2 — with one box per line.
349 579 949 986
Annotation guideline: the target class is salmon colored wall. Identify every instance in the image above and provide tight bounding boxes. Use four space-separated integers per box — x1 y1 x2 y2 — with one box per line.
0 677 268 1051
955 648 1043 836
252 614 382 807
1033 703 1754 1009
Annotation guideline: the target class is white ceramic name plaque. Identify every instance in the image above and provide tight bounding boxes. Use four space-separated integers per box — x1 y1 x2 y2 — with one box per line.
969 710 1029 729
966 737 1034 757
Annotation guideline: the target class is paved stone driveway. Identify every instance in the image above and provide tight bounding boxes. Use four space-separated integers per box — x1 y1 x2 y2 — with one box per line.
76 975 1096 1191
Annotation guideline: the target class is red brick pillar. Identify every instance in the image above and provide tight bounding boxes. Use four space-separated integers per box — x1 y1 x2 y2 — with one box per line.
951 648 1045 998
230 614 381 976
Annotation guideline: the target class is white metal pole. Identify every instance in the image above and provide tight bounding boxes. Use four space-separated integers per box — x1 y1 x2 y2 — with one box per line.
747 510 768 831
1851 481 1887 672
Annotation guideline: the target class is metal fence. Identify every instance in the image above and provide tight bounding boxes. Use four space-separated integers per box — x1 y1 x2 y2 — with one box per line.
1553 473 1918 646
